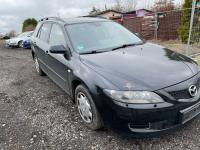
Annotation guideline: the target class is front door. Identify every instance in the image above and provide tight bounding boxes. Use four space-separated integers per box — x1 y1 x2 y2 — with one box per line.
45 23 70 94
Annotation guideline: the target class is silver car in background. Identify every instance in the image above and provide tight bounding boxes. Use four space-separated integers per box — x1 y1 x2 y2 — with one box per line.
5 31 33 48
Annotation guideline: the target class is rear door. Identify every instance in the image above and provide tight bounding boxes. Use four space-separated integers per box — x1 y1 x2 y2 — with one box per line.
45 23 70 94
33 23 52 74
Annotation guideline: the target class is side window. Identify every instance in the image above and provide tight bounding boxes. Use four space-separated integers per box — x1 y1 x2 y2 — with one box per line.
49 24 66 46
38 23 52 42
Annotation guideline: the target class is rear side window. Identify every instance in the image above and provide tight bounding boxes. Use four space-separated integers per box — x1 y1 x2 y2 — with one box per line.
38 23 52 42
49 24 66 46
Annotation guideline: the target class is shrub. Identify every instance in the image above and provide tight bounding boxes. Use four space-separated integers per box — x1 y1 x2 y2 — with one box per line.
179 0 193 43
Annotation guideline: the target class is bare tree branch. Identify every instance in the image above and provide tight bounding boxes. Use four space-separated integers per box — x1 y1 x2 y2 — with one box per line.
112 0 138 12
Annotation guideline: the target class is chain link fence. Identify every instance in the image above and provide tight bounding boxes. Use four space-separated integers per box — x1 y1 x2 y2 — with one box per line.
113 5 200 60
154 8 199 56
189 6 200 57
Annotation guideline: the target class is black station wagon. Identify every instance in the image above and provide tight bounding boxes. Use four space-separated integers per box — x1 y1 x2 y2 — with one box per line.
31 17 200 137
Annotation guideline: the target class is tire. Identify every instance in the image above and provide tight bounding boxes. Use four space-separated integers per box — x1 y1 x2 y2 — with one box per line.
75 85 103 130
34 56 45 76
18 41 23 48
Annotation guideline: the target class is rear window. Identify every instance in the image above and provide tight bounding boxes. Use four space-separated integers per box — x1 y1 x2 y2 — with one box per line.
37 23 52 42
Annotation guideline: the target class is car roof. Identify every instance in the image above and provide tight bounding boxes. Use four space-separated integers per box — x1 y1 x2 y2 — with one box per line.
63 17 110 24
40 17 110 25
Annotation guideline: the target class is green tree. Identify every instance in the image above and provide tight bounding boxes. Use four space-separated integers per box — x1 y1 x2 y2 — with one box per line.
179 0 193 43
22 18 38 32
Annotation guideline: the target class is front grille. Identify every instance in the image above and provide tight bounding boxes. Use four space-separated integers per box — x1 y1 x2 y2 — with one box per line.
167 77 200 100
169 89 192 100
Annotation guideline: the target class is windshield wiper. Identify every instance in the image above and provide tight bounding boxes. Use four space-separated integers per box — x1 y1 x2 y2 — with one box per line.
112 43 143 51
80 50 106 55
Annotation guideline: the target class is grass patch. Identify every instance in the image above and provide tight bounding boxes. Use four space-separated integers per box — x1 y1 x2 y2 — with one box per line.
197 60 200 66
191 55 200 66
153 40 200 55
196 56 200 66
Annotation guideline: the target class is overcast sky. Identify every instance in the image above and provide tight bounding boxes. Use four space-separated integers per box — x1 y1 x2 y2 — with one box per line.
0 0 183 34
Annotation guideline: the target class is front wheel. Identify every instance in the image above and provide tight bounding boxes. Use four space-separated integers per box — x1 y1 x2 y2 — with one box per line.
75 85 103 130
18 41 23 48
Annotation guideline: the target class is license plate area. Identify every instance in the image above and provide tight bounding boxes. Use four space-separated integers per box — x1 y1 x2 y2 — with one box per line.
180 102 200 124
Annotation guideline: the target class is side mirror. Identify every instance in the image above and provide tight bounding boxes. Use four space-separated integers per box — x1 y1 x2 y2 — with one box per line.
49 45 71 60
49 45 68 53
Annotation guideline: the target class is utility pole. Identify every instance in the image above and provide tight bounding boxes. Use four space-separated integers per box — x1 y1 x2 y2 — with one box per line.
187 0 196 56
154 12 158 41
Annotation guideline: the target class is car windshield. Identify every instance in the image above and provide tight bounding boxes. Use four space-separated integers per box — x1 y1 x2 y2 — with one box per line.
66 21 143 54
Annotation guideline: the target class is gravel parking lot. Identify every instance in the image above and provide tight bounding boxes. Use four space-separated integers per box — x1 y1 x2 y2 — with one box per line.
1 45 200 150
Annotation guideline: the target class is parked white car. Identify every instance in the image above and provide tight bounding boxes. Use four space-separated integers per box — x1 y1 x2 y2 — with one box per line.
5 31 33 48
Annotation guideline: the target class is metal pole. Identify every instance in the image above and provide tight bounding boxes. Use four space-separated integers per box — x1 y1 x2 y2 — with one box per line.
154 12 158 41
187 0 196 56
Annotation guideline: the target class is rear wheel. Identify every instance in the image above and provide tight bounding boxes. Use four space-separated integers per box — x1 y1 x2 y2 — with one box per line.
75 85 103 130
34 56 45 76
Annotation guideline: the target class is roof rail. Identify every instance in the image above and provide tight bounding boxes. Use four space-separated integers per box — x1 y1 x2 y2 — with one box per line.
82 16 107 19
39 17 65 23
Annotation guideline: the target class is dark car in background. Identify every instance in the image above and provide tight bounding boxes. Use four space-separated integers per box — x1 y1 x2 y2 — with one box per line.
22 39 31 49
31 17 200 137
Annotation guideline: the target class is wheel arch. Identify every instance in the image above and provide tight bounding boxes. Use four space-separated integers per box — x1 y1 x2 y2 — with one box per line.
71 78 90 103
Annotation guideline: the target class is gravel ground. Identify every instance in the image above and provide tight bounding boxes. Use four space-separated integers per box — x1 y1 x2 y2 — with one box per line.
1 45 200 150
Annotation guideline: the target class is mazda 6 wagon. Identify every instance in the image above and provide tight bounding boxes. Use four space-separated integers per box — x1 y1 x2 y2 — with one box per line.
31 17 200 137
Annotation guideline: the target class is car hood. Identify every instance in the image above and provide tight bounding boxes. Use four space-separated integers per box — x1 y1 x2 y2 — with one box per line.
80 43 199 91
9 37 21 42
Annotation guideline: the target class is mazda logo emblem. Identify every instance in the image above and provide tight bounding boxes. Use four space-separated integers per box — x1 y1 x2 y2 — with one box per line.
188 85 198 97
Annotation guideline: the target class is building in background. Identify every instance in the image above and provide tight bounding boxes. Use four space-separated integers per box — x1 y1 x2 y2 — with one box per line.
87 9 153 19
123 9 154 18
88 9 123 19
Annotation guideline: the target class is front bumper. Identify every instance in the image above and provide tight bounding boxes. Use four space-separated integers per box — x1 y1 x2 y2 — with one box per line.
8 42 18 46
22 41 31 49
93 73 200 137
97 94 200 137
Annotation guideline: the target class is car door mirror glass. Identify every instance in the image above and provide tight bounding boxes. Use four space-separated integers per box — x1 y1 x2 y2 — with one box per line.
49 45 69 54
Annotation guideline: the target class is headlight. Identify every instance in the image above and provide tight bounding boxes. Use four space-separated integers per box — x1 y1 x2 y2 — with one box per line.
103 89 164 104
